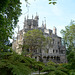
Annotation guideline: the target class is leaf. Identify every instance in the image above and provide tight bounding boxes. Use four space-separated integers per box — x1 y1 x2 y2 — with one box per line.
49 2 52 4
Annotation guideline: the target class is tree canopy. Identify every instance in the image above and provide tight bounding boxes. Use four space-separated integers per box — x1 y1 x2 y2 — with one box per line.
42 61 68 75
61 21 75 54
60 21 75 75
23 29 46 54
0 0 22 51
0 52 34 75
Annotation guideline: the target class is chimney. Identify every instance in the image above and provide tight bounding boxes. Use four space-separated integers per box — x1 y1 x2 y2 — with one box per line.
44 17 46 29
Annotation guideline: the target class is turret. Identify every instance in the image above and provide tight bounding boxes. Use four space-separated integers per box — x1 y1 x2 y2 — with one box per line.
44 17 46 29
42 21 44 28
31 15 34 28
34 12 39 21
24 16 27 29
53 26 57 35
35 16 39 20
34 13 39 28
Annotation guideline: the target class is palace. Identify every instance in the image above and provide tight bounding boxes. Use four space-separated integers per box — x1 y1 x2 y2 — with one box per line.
12 14 67 63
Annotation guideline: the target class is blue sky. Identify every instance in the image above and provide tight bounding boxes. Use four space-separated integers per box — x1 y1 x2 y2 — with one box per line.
16 0 75 37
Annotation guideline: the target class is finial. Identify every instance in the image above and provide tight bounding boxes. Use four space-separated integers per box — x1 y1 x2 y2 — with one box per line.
36 12 37 16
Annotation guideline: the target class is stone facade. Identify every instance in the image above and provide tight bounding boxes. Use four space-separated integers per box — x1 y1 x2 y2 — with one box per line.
12 14 67 63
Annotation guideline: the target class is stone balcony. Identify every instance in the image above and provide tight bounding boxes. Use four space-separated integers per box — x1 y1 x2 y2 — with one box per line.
32 52 65 57
42 53 66 57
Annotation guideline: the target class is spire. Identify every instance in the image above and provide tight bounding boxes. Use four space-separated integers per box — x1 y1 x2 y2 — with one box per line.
44 17 46 29
42 21 44 28
24 17 26 25
18 25 20 33
25 16 26 21
36 12 37 16
27 15 29 19
32 15 33 27
35 13 39 20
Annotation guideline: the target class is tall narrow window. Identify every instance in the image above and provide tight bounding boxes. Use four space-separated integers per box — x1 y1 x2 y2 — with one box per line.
56 50 58 53
53 49 54 53
58 42 59 44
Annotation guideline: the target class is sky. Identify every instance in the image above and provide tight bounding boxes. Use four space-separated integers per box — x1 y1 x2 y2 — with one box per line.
15 0 75 37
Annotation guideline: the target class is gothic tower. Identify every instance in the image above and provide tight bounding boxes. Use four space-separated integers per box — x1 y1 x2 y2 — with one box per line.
23 14 39 30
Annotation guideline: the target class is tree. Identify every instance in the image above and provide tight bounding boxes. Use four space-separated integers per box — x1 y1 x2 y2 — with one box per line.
23 29 46 55
0 0 22 51
0 51 46 75
60 21 75 54
45 37 52 52
62 62 75 75
0 52 32 75
42 61 68 75
67 51 75 70
0 0 9 11
60 21 75 75
35 61 45 75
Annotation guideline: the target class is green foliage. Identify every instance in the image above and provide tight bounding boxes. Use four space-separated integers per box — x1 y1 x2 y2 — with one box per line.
61 63 75 75
60 22 75 51
47 60 57 66
0 0 22 51
49 0 57 5
23 29 46 53
0 0 9 11
0 0 40 75
0 51 46 75
60 21 75 75
46 37 52 49
67 51 75 70
42 61 68 75
69 70 75 75
35 61 45 70
0 52 32 75
61 22 75 69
